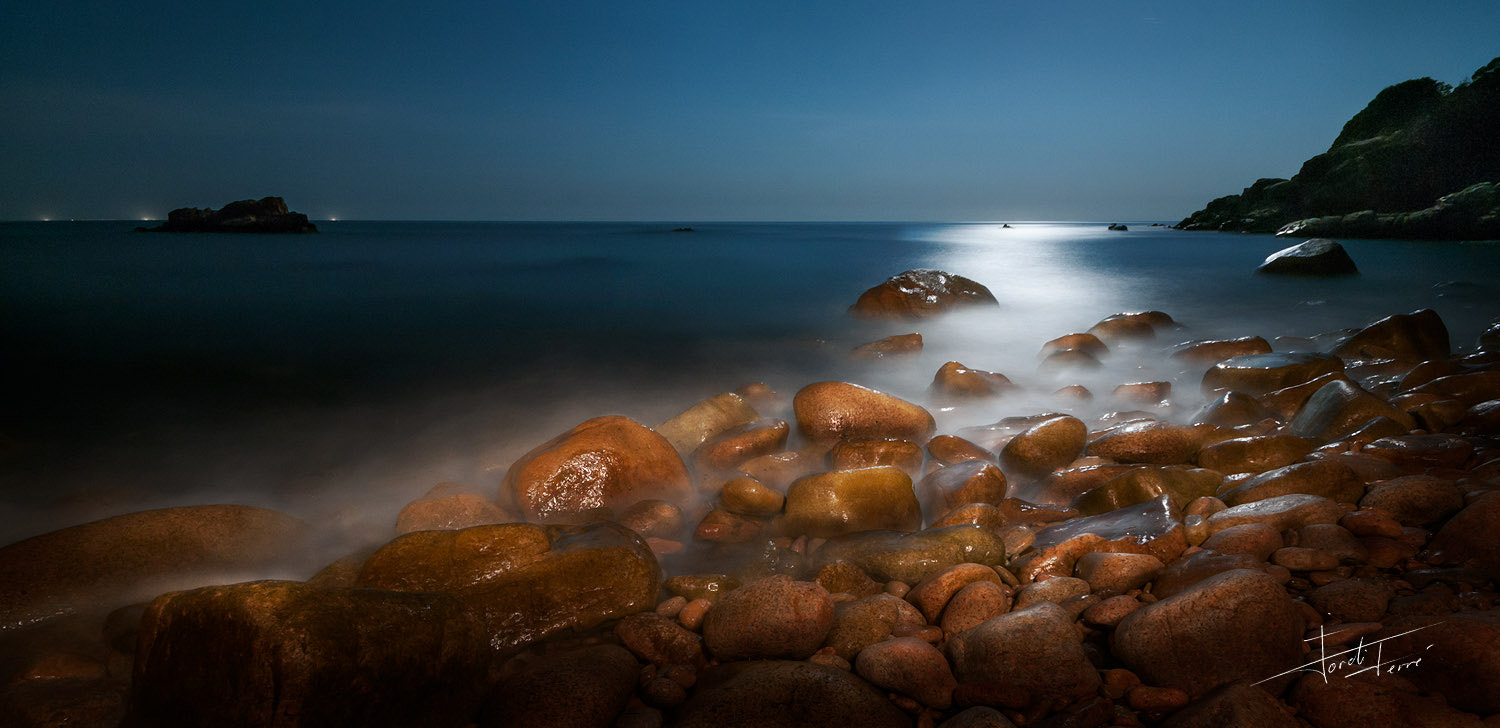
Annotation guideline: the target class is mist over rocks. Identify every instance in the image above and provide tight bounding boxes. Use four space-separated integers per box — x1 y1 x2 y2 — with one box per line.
140 196 318 233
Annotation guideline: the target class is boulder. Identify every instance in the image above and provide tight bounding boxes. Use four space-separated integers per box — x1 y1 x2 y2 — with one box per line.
1358 475 1464 526
848 269 998 319
1086 420 1203 464
1195 435 1313 476
829 438 924 476
1159 682 1299 728
125 581 485 728
816 525 1007 584
702 575 834 661
917 461 1008 523
855 637 957 708
355 522 659 653
1017 495 1186 583
396 490 511 535
1073 466 1221 516
1374 612 1500 715
1202 353 1345 397
930 361 1015 399
1255 239 1358 275
1204 494 1343 536
851 333 924 360
0 505 309 634
1332 309 1450 363
657 392 761 456
501 415 691 522
1218 460 1365 507
784 466 923 538
793 382 936 447
1287 380 1415 442
1112 569 1303 698
693 419 789 475
144 196 318 233
1171 336 1275 366
478 645 638 728
1424 491 1500 571
947 603 1101 708
998 415 1087 480
825 593 928 661
1192 391 1277 428
904 563 1004 622
675 661 911 728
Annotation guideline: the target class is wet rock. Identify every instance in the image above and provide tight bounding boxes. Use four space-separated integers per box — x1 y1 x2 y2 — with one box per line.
658 392 761 457
1191 391 1277 428
702 575 834 661
693 508 765 543
1410 370 1500 407
502 415 692 522
1113 569 1303 698
665 574 742 603
1204 494 1343 536
1339 508 1404 538
938 706 1018 728
1202 353 1345 397
940 581 1012 636
1196 435 1314 476
794 382 937 447
1255 238 1358 275
738 449 825 489
1053 384 1094 400
1151 550 1268 600
1113 381 1173 406
1361 433 1474 471
1271 546 1339 571
1331 309 1450 364
1375 612 1500 715
1259 371 1351 420
931 362 1015 399
1081 594 1141 628
1040 332 1110 359
855 637 957 708
1159 681 1298 728
1424 491 1500 571
1038 349 1104 372
127 581 486 728
998 415 1087 480
1073 466 1221 516
1358 475 1464 526
615 612 704 667
784 466 922 538
1012 576 1090 609
396 484 512 535
852 332 923 360
815 562 883 598
947 602 1101 708
918 461 1008 522
619 499 685 539
1306 579 1391 622
1026 463 1143 507
675 661 911 728
0 505 308 634
926 435 996 466
1074 552 1163 595
1089 312 1170 344
825 593 928 661
718 477 785 517
830 438 925 476
1288 671 1485 728
1018 495 1186 583
1086 420 1203 464
905 563 1004 622
1219 459 1364 507
478 645 638 728
1296 523 1367 562
816 525 1007 584
1291 378 1422 444
356 522 659 653
693 419 790 475
849 268 998 320
1172 336 1275 366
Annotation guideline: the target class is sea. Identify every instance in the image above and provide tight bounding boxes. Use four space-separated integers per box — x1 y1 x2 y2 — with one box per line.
2 220 1498 548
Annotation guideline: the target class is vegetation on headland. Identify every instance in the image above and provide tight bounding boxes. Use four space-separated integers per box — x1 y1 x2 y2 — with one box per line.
1177 56 1500 239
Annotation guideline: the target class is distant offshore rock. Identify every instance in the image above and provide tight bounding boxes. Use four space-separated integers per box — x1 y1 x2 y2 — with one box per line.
848 269 998 319
1108 223 1129 231
140 196 318 233
1255 238 1359 276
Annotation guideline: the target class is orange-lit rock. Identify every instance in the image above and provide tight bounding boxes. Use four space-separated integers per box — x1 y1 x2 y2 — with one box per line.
502 415 691 522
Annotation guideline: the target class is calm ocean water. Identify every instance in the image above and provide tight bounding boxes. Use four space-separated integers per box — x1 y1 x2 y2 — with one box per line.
2 220 1498 545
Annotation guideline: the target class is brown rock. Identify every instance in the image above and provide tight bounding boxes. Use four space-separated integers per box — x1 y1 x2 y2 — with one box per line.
1361 433 1474 471
1159 682 1298 728
1081 594 1141 628
615 612 704 667
1 677 127 728
1113 381 1172 406
926 435 996 466
1112 569 1303 698
356 522 659 653
784 466 922 538
1171 336 1274 367
1011 576 1090 609
1152 550 1267 600
127 581 486 728
1196 435 1314 476
1204 494 1343 536
852 332 924 360
479 645 639 728
940 581 1012 636
675 661 911 728
1258 371 1352 421
1053 384 1094 401
0 505 308 635
1073 466 1222 516
848 269 998 320
998 415 1087 480
1271 546 1339 571
1191 391 1277 428
830 438 925 476
918 461 1008 522
930 362 1015 398
618 499 685 539
718 477 785 517
395 492 511 536
1018 495 1186 583
734 382 784 415
1088 313 1160 344
937 706 1018 728
816 525 1007 585
693 508 764 544
1332 309 1450 363
1375 612 1500 715
693 419 789 475
1411 370 1500 407
1038 348 1104 372
1295 523 1367 562
1339 508 1403 538
824 593 927 661
1040 333 1109 359
738 449 824 489
1219 459 1364 507
665 574 742 602
1203 353 1344 397
855 637 957 708
1306 579 1391 622
946 602 1101 708
815 562 883 598
1086 420 1203 464
1129 685 1191 712
905 563 1003 622
1359 475 1464 527
1288 671 1485 728
1424 491 1500 571
794 381 937 447
1074 552 1163 595
1287 380 1416 443
502 415 692 522
657 393 760 456
1024 463 1143 507
701 575 834 661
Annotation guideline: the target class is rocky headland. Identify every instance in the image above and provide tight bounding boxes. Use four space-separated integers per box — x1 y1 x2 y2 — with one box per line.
1 269 1498 727
139 196 318 233
1178 57 1500 240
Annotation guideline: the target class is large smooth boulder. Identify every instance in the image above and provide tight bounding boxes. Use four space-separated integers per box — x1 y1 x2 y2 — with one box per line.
999 415 1086 480
793 382 936 447
676 661 912 728
125 581 486 728
355 522 659 653
947 603 1100 708
1202 353 1345 397
784 466 922 538
918 461 1008 523
702 575 834 661
501 415 691 522
0 505 309 634
1112 569 1303 698
1196 435 1313 476
1218 460 1364 507
1288 380 1415 442
816 525 1006 584
1424 490 1500 571
1332 309 1449 363
1017 495 1186 582
848 269 998 319
1086 420 1203 465
1255 239 1358 275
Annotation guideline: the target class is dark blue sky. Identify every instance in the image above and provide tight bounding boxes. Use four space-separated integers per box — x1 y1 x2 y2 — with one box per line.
4 1 1498 221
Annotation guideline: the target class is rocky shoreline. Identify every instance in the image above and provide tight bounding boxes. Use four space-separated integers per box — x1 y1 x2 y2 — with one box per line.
2 269 1499 727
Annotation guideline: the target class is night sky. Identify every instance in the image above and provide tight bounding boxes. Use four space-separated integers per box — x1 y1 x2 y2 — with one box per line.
4 1 1498 222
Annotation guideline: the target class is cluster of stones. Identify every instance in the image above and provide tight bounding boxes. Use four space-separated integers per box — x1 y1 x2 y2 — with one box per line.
2 271 1499 728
